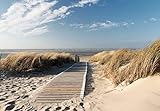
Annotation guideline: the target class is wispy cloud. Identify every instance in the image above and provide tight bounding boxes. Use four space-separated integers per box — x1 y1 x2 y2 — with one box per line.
144 17 160 23
70 24 86 29
0 0 99 36
149 18 158 22
69 20 135 31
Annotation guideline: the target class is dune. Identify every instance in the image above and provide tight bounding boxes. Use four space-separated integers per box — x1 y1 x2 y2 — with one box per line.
90 40 160 86
84 75 160 111
87 40 160 111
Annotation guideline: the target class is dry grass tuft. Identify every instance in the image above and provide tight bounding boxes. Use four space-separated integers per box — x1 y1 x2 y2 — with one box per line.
124 40 160 84
0 52 74 72
90 40 160 85
102 49 137 85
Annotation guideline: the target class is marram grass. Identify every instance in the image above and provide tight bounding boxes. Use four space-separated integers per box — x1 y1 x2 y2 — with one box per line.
0 52 74 72
90 40 160 86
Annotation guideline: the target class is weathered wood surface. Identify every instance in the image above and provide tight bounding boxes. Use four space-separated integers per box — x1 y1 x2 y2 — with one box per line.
35 62 87 104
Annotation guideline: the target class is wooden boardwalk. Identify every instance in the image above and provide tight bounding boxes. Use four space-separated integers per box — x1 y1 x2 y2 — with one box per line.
35 62 88 104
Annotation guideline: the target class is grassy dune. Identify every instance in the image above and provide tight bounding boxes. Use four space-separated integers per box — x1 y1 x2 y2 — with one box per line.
0 52 74 72
90 40 160 85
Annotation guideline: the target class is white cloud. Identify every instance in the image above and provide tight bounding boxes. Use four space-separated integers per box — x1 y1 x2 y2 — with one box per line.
1 3 27 19
0 0 100 37
73 0 99 7
122 22 129 26
24 0 45 6
144 17 160 24
70 24 87 29
149 18 158 22
89 21 119 30
89 23 98 28
80 0 99 5
70 20 134 31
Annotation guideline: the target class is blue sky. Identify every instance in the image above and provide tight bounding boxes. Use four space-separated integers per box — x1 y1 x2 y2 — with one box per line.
0 0 160 49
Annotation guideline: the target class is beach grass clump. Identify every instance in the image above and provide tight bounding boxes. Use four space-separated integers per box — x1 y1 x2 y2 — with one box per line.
102 49 137 85
0 52 74 72
90 40 160 85
124 40 160 84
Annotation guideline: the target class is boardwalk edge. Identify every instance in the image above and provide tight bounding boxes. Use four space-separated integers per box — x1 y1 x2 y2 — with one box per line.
80 62 88 99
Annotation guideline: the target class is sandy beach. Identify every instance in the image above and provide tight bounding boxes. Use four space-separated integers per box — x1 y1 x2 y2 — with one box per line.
0 63 74 111
0 0 159 110
1 53 160 111
0 55 90 111
0 75 53 111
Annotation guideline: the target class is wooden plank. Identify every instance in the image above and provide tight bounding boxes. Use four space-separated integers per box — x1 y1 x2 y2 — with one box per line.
35 62 87 104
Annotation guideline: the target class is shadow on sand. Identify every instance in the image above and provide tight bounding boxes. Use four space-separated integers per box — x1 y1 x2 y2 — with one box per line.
0 63 74 80
85 63 95 96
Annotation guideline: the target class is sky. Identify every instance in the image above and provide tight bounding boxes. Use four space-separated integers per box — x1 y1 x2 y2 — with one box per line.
0 0 160 49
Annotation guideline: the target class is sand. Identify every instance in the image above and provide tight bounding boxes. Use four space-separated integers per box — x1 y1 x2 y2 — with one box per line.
0 75 53 111
83 64 160 111
0 64 73 111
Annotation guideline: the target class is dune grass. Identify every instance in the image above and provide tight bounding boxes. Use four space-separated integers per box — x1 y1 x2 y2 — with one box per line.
124 40 160 84
0 52 74 72
90 51 109 63
90 40 160 86
102 49 137 85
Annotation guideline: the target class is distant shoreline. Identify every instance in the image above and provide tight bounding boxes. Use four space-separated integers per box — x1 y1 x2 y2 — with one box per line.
0 48 138 58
